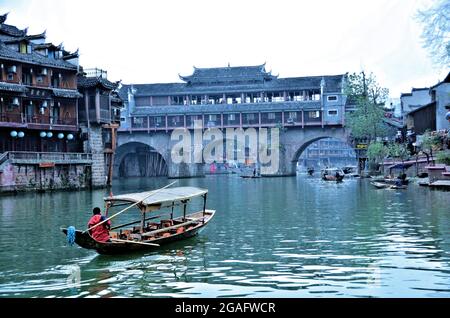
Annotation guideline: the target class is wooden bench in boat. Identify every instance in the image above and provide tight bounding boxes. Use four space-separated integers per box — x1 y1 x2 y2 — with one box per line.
141 219 202 237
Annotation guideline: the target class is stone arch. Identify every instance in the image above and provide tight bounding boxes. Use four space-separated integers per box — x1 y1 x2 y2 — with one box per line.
114 141 168 177
290 136 356 172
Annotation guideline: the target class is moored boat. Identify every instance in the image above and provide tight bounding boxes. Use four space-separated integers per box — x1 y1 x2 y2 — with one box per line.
62 186 215 255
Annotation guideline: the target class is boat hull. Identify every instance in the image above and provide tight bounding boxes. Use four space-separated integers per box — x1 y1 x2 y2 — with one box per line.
62 211 215 255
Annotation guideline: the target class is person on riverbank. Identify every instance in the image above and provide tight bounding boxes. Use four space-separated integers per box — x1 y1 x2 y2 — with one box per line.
87 207 111 242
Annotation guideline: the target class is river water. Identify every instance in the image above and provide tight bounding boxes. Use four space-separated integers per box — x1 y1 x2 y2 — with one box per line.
0 175 449 298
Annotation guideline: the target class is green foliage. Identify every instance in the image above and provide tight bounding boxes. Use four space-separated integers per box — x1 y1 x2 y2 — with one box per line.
421 130 441 152
387 143 409 161
345 71 391 141
367 142 388 162
436 151 450 165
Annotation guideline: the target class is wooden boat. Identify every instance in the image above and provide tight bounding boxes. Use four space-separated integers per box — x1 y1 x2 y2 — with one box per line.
371 181 407 190
389 184 407 190
240 175 261 179
321 168 345 182
371 181 390 189
307 167 314 176
61 186 215 255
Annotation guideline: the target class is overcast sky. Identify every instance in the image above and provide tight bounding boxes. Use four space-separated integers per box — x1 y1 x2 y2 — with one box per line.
0 0 447 98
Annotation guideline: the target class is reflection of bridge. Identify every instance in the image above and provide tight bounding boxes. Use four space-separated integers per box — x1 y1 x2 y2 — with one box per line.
115 65 352 178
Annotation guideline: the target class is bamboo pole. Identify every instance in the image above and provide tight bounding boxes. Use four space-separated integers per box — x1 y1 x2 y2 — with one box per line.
110 213 170 230
83 181 177 234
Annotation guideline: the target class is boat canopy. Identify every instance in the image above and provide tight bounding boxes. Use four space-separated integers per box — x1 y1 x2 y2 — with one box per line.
104 186 208 211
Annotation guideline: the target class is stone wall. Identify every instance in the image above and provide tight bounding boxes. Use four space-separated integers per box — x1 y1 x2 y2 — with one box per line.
81 124 106 188
0 162 91 193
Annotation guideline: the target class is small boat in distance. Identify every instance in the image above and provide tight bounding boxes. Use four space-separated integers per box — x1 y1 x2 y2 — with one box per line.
371 181 390 189
321 168 345 182
240 175 261 179
371 181 407 190
61 186 215 255
307 167 315 176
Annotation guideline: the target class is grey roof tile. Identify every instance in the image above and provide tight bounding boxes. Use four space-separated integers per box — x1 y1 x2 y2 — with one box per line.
0 42 77 70
0 81 27 93
77 76 118 90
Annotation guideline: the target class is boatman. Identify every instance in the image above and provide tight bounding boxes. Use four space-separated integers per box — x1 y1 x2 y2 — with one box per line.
87 207 111 242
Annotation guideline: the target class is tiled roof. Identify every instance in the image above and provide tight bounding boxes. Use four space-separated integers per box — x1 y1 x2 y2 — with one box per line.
52 88 82 98
126 74 345 97
0 13 26 37
180 64 277 84
0 42 77 70
0 81 27 93
0 23 26 37
77 76 119 90
117 85 129 101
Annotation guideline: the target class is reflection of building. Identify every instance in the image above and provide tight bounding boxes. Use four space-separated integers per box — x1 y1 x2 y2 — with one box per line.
299 138 356 168
0 13 122 192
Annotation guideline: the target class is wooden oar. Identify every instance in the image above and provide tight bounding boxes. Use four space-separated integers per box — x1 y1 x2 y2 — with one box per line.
110 238 160 246
83 181 178 234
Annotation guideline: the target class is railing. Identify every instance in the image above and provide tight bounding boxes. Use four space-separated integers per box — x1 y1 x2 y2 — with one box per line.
0 113 23 123
0 113 76 126
0 152 8 166
25 114 50 124
84 68 108 79
52 117 77 126
7 151 92 164
99 109 111 122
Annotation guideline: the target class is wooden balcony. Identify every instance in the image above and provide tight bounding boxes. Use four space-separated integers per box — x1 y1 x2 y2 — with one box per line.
4 151 92 165
0 113 77 130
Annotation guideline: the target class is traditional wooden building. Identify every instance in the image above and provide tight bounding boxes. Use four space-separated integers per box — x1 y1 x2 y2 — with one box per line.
120 64 348 132
0 13 81 154
0 13 122 192
77 68 122 186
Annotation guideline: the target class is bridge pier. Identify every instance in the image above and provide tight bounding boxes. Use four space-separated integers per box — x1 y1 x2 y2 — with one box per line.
116 127 350 179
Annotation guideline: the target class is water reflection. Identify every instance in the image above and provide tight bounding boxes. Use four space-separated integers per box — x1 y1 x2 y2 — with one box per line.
0 175 449 297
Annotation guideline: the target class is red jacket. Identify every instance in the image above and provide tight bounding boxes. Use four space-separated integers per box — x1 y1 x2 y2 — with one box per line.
88 214 111 242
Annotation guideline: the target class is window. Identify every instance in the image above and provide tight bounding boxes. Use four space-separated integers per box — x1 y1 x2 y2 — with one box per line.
228 114 235 121
327 95 338 101
134 117 144 125
328 110 338 116
209 114 217 121
7 73 14 81
268 113 276 120
308 111 320 118
36 76 44 84
288 112 297 119
247 113 255 120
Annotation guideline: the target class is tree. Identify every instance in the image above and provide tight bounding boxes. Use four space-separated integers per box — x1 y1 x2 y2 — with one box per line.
387 143 409 175
416 0 450 66
345 72 392 142
420 130 441 164
367 141 389 174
